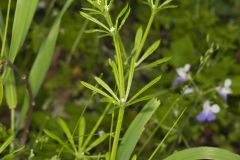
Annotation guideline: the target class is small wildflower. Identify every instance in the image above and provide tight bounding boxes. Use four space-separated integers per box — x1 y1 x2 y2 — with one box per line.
105 5 110 11
173 64 191 87
196 100 220 122
183 86 194 94
98 130 105 137
120 98 126 103
216 78 232 101
110 27 115 33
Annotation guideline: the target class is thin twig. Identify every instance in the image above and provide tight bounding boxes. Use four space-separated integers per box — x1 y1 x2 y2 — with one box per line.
1 60 35 145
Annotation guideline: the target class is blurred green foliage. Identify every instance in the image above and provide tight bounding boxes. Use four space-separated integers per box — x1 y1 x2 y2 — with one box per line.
0 0 240 159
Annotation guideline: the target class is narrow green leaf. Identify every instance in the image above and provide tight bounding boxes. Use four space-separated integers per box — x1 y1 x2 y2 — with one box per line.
81 81 116 102
164 147 240 160
1 146 24 160
137 56 172 71
94 77 119 102
85 29 109 34
8 0 39 62
125 95 154 107
149 107 186 159
125 58 135 100
44 129 74 155
78 117 85 151
115 4 129 28
118 8 131 31
132 27 143 55
108 59 120 91
136 40 161 67
116 98 160 160
58 118 76 152
18 0 74 130
82 8 102 15
0 135 14 154
85 134 109 152
129 76 161 103
80 12 109 31
5 71 17 109
159 0 174 8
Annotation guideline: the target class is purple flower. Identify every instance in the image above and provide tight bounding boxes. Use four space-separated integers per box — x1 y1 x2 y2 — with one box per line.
196 100 220 122
216 79 232 101
173 64 191 87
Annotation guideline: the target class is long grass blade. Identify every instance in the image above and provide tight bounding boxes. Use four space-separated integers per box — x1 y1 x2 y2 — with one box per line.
164 147 240 160
116 98 160 160
0 135 14 154
18 0 74 129
149 107 187 160
8 0 39 62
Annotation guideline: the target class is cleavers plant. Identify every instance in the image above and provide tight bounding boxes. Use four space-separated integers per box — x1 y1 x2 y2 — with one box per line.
80 0 174 159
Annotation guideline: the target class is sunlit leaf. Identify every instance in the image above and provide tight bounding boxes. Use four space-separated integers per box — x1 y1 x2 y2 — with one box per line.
164 147 240 160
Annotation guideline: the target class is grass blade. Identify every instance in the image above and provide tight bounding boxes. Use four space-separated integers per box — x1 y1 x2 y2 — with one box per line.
149 107 187 160
18 0 74 129
129 76 162 103
0 135 14 154
8 0 39 62
58 118 77 152
116 98 160 160
164 147 240 160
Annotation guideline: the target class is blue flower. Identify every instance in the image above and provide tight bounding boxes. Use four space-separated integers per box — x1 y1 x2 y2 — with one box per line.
216 79 232 101
196 100 220 122
173 64 191 87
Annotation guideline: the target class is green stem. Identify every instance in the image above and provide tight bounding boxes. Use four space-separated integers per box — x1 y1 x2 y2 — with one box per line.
111 106 125 160
0 0 11 58
135 10 155 60
10 109 15 151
